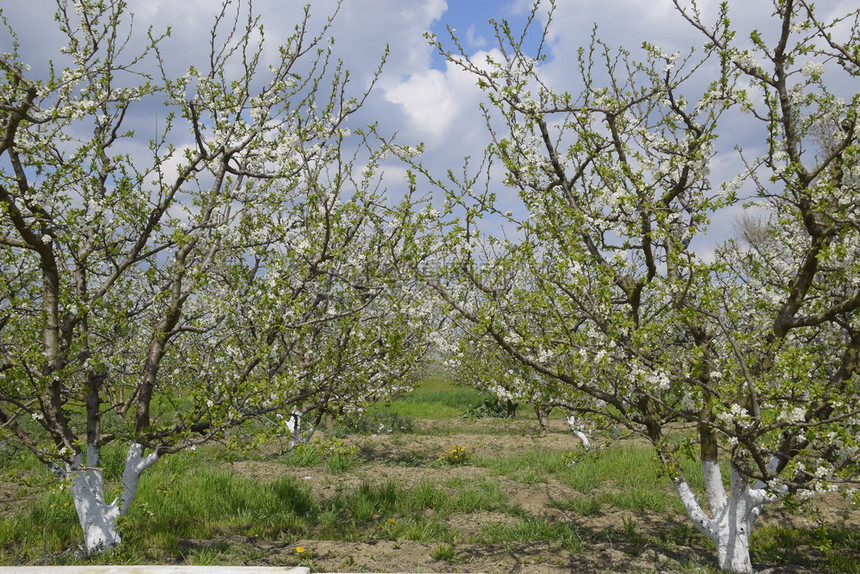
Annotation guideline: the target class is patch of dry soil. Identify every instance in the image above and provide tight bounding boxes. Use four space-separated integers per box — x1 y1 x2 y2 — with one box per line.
227 417 857 573
2 417 856 573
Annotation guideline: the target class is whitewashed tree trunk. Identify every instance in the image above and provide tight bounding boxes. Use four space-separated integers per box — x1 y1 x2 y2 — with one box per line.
69 447 121 554
565 413 590 449
674 461 769 573
67 443 159 554
119 442 160 514
286 410 317 449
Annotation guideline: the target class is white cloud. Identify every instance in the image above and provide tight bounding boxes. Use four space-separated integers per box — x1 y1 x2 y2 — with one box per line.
331 0 448 82
384 68 461 141
383 48 501 145
466 25 488 48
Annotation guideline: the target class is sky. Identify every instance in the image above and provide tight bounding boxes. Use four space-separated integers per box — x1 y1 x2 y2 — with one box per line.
2 0 853 252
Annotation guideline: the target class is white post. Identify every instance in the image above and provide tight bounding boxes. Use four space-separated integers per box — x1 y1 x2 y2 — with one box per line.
286 410 317 450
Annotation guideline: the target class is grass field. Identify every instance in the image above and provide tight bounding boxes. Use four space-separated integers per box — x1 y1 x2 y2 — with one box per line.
1 376 857 572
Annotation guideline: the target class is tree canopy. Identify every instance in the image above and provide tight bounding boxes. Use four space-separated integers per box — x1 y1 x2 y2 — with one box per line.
1 0 858 570
401 0 859 571
0 0 430 553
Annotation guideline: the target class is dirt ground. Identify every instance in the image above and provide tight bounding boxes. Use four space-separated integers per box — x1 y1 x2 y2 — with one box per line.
2 417 857 573
225 417 858 573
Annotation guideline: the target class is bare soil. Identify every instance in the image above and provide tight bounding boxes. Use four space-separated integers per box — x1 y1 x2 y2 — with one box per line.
226 417 858 573
2 416 857 573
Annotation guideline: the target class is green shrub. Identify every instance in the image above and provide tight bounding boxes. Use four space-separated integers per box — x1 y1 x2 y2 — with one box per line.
461 396 511 419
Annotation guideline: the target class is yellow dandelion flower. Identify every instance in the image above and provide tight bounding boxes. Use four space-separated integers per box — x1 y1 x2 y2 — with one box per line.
295 546 306 554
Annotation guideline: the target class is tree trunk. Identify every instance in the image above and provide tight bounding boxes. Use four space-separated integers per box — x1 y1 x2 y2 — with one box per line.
68 447 120 554
67 443 159 554
565 413 590 449
674 461 767 573
534 405 551 434
287 410 317 449
119 443 160 514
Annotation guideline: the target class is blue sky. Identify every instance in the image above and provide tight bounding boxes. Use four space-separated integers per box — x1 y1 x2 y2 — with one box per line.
3 0 850 253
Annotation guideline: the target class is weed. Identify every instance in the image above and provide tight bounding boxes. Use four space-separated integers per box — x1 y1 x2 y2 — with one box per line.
387 378 487 419
461 395 512 419
400 518 456 543
751 524 860 572
603 489 674 513
450 479 507 512
186 541 230 565
282 437 358 474
429 543 460 562
402 479 445 513
622 515 639 539
325 453 358 474
660 523 708 548
437 444 471 465
292 546 317 570
1 384 856 572
478 447 571 484
550 496 603 516
284 443 322 466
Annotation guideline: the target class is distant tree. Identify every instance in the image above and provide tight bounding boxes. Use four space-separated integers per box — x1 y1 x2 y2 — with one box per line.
402 0 859 571
448 330 591 435
0 0 429 553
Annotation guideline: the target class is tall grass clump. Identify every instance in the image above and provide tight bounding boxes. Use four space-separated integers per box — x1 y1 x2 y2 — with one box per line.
0 490 80 562
280 438 359 474
549 443 727 516
751 524 860 573
127 469 315 545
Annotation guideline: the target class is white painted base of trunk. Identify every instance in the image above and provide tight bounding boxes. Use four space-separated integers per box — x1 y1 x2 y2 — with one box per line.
286 411 316 449
67 443 159 553
675 461 768 573
70 479 121 553
565 414 590 449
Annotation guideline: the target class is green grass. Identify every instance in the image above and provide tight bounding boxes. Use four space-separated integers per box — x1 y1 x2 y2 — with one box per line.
280 438 360 474
1 449 856 571
0 489 80 562
383 375 489 418
480 443 711 517
476 447 574 484
0 456 514 565
429 542 461 561
752 524 860 573
483 517 583 553
1 376 857 572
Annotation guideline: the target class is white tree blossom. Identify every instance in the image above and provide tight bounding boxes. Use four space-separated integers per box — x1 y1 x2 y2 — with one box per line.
400 1 860 571
0 0 430 553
